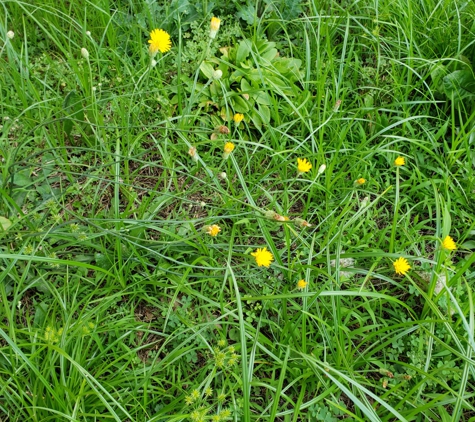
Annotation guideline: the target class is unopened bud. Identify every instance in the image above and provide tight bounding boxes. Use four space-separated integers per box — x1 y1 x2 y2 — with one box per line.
188 146 199 162
213 69 223 80
216 125 229 135
86 31 91 37
218 172 227 180
209 17 221 39
318 164 326 175
294 218 312 228
151 59 157 68
7 31 14 40
81 48 89 59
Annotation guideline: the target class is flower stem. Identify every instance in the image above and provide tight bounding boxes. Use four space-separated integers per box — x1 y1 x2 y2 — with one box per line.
389 167 400 253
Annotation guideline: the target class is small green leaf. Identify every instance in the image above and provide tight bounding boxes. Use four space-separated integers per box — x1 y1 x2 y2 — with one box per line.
63 90 83 137
0 216 12 231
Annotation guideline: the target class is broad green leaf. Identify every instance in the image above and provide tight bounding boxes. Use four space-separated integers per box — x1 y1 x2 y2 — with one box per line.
443 69 475 103
236 39 252 66
0 216 12 231
199 62 214 79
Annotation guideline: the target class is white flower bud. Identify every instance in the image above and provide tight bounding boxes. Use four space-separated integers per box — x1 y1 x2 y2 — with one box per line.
213 69 223 80
218 172 227 180
7 31 14 40
86 31 91 37
151 59 157 68
81 47 89 59
318 164 326 175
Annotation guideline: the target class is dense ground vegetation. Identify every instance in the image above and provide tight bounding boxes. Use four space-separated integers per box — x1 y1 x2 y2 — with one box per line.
1 0 475 420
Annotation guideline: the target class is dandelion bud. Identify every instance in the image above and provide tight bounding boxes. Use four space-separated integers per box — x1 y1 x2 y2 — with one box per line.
188 146 199 162
223 142 235 159
355 178 366 186
209 17 221 39
295 218 312 228
216 125 229 135
318 164 326 175
7 31 14 40
264 210 278 219
360 196 370 208
212 69 223 80
81 47 89 59
273 213 289 222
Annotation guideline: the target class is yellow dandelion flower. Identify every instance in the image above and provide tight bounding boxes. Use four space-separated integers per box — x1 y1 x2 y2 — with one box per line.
442 235 456 251
148 29 171 54
297 158 312 173
356 178 366 185
210 17 221 39
223 142 235 159
297 279 308 290
394 156 405 166
206 224 221 237
393 257 410 275
251 247 274 267
233 113 244 124
224 142 235 153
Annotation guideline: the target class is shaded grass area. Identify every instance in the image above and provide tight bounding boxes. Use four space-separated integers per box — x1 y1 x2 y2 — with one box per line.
1 0 475 420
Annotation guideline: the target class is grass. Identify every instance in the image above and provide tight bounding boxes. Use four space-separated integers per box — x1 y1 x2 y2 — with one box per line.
1 0 475 420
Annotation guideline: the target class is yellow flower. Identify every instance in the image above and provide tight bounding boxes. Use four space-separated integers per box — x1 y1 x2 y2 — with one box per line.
297 158 312 173
442 235 456 251
233 113 244 124
148 29 171 54
210 17 221 39
356 178 366 185
394 156 405 166
224 142 235 153
223 142 235 159
393 257 410 275
297 279 308 290
251 247 274 267
206 224 221 237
